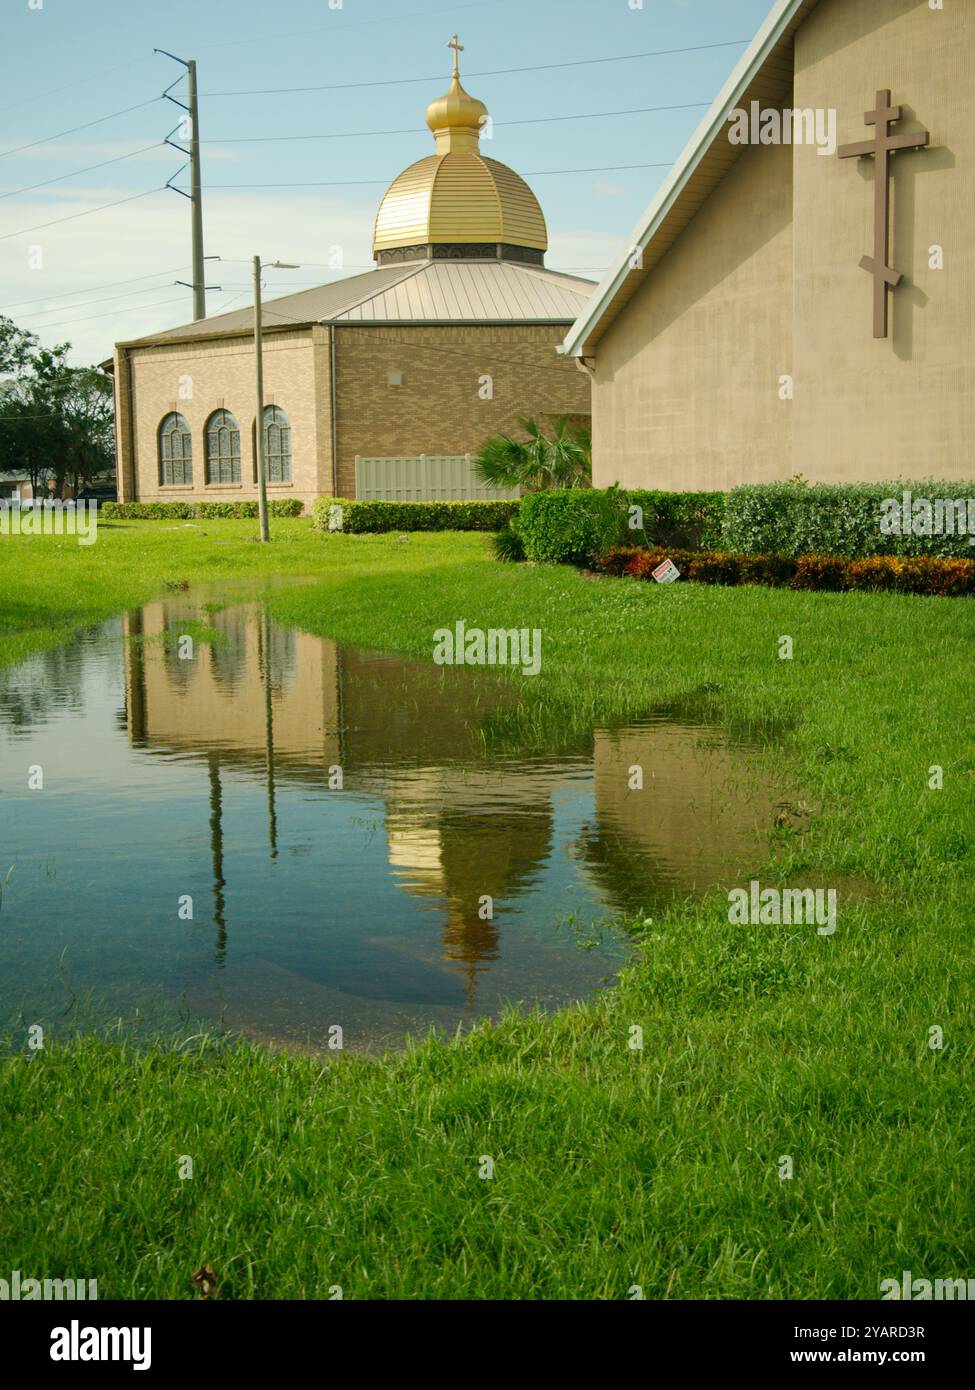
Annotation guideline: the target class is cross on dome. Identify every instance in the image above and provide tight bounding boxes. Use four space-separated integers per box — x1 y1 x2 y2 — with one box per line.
448 34 464 78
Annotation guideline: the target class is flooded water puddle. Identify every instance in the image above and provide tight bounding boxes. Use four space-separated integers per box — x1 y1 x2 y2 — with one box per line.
0 596 782 1051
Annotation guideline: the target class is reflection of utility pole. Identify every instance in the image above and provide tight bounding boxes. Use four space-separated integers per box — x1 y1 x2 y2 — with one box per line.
207 752 227 965
124 608 148 745
260 607 278 858
156 50 217 321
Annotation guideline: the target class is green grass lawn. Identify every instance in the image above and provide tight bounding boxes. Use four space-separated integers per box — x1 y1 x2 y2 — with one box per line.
1 519 973 1299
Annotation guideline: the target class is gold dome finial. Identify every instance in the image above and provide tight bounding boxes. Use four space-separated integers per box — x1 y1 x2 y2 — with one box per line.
425 35 488 152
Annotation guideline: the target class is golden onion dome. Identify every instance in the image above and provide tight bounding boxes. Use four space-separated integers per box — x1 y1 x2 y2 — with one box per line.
373 36 548 262
424 75 488 137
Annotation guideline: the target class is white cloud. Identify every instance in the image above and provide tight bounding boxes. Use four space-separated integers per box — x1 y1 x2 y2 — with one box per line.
3 189 377 363
591 180 626 198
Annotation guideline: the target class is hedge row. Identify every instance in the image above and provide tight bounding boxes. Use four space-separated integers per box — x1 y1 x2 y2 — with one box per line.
723 481 975 559
599 546 975 598
515 483 975 566
311 498 520 533
99 483 975 560
100 500 305 520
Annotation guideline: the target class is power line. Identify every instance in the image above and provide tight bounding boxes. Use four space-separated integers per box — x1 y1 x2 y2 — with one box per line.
0 98 161 160
0 58 157 118
2 258 606 323
503 103 711 131
0 0 515 117
0 143 164 201
1 267 189 312
0 188 164 242
202 40 751 97
18 296 196 332
178 160 672 192
25 282 205 320
203 101 711 146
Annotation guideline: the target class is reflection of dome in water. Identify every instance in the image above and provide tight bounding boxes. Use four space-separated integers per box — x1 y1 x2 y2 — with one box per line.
385 791 554 1003
373 38 548 264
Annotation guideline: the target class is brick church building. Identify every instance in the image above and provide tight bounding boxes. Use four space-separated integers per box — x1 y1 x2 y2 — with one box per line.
110 43 593 511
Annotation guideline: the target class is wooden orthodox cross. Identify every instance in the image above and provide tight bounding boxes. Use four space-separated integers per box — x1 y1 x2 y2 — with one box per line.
838 90 929 338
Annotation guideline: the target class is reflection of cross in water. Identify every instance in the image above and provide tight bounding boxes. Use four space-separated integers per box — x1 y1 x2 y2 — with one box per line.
838 89 929 338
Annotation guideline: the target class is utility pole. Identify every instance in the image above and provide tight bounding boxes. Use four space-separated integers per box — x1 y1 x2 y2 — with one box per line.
253 258 300 543
187 61 206 322
157 50 210 321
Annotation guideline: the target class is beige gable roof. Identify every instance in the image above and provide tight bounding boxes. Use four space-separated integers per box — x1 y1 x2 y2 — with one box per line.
560 0 820 358
122 260 594 348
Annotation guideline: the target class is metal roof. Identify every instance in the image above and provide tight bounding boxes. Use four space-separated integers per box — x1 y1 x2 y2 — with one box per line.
124 259 595 348
560 0 820 358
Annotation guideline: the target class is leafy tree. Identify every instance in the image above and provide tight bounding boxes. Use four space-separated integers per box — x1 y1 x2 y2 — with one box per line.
33 349 115 496
0 376 59 496
474 415 591 492
0 329 114 497
0 316 39 377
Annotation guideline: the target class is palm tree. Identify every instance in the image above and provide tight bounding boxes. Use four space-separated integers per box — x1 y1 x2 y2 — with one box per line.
474 415 591 492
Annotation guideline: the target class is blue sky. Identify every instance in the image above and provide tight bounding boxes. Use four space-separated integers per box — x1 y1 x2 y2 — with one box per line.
1 0 772 363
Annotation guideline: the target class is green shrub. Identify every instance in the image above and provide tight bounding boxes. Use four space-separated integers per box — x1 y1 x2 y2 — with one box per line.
98 499 304 521
517 488 629 565
311 498 520 534
491 522 526 562
517 487 725 565
723 480 975 558
625 489 726 550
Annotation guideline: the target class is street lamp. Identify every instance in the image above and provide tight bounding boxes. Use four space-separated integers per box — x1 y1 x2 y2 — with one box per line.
254 257 300 542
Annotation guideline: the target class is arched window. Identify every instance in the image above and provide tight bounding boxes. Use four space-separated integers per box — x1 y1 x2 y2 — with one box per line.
205 409 241 485
158 412 193 486
256 405 292 484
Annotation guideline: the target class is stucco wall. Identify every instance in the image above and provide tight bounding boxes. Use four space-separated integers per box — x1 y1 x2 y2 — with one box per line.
588 0 974 491
590 138 794 492
792 0 975 481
